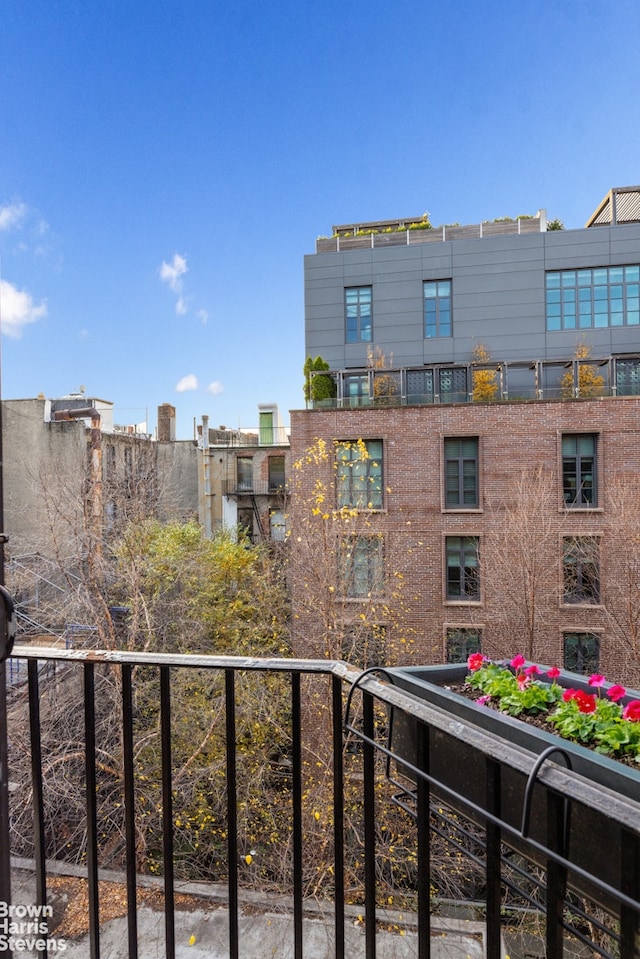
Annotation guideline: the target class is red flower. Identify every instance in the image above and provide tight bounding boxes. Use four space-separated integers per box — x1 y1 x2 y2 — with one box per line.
588 673 606 688
607 684 626 703
467 652 485 672
510 654 525 670
524 664 541 677
517 673 529 689
623 700 640 722
547 666 561 681
563 688 596 712
574 690 597 713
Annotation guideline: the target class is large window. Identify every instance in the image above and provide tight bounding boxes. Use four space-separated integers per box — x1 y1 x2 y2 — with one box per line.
345 287 372 343
339 535 384 598
563 537 600 605
446 627 481 663
236 457 253 492
446 536 480 601
268 456 285 491
563 632 600 674
546 265 640 331
336 440 383 509
444 437 479 507
562 434 596 507
424 280 452 337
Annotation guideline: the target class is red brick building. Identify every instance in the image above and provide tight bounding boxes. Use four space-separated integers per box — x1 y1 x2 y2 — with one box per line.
290 396 640 682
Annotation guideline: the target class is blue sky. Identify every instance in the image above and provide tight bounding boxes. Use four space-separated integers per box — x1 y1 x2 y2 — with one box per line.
1 0 639 438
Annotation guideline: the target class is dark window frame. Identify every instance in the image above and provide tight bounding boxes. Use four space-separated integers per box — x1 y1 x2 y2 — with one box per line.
336 440 383 510
345 286 373 344
562 433 597 508
446 535 480 602
563 536 600 605
446 627 482 663
424 279 452 338
339 534 385 599
563 632 600 674
444 437 479 508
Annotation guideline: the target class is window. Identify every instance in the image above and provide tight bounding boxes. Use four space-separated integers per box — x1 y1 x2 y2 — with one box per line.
546 265 640 331
345 287 372 343
563 632 600 674
340 625 386 669
336 440 383 509
269 508 286 542
424 280 452 337
343 374 370 407
562 434 596 507
237 507 254 541
268 456 285 491
236 457 253 492
444 438 479 507
339 535 384 598
563 537 600 604
446 536 480 601
446 628 481 663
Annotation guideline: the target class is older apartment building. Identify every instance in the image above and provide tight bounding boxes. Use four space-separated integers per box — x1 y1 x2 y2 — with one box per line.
292 187 640 679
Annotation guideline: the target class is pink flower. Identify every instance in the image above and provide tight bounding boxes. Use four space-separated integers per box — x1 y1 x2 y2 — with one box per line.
477 695 491 706
607 684 626 703
547 666 561 681
524 664 541 677
588 674 606 688
467 652 485 672
510 654 525 670
623 700 640 722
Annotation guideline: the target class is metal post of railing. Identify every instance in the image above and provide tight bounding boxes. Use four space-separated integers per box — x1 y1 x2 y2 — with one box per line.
291 673 303 959
415 720 431 959
485 758 502 959
331 675 345 959
620 829 640 959
362 690 377 959
160 666 175 959
27 661 47 915
225 669 239 959
84 662 101 959
121 664 139 959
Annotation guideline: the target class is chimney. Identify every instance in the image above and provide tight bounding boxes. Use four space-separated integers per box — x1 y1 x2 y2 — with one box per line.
157 404 176 443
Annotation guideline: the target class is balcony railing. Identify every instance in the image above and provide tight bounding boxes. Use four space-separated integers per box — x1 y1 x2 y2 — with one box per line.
222 479 287 497
1 648 639 958
309 356 640 410
316 216 544 253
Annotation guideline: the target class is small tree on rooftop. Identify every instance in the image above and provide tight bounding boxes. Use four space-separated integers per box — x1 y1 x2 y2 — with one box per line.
471 344 499 402
560 342 605 399
303 355 337 406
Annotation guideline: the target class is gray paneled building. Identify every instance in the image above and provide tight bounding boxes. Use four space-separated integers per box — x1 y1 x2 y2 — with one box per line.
304 186 640 404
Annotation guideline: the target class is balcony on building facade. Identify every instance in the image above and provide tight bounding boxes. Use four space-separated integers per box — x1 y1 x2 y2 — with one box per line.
316 212 546 253
1 646 638 959
309 354 640 410
205 425 290 448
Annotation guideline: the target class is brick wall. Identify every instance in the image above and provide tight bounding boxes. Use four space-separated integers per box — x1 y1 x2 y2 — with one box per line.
289 397 640 683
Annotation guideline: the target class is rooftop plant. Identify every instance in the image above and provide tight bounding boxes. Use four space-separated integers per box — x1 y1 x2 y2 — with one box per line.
466 653 640 762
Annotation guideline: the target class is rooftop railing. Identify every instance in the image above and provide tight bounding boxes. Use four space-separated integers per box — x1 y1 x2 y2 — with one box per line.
316 216 545 253
1 647 639 958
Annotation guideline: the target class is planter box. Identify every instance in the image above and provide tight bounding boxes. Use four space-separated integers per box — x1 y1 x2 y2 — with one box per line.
386 664 640 907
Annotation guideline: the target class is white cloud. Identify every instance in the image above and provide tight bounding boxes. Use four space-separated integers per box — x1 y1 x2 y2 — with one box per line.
175 295 188 316
0 202 28 231
175 374 198 393
159 253 188 293
197 309 208 325
207 380 224 396
0 279 47 337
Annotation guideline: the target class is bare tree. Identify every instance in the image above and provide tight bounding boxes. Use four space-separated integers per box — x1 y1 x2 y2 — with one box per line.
483 466 560 662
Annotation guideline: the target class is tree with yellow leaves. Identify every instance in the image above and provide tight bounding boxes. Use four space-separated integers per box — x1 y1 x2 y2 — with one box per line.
560 342 605 399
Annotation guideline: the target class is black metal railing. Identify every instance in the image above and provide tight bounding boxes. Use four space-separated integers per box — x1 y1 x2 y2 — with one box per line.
2 647 639 959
